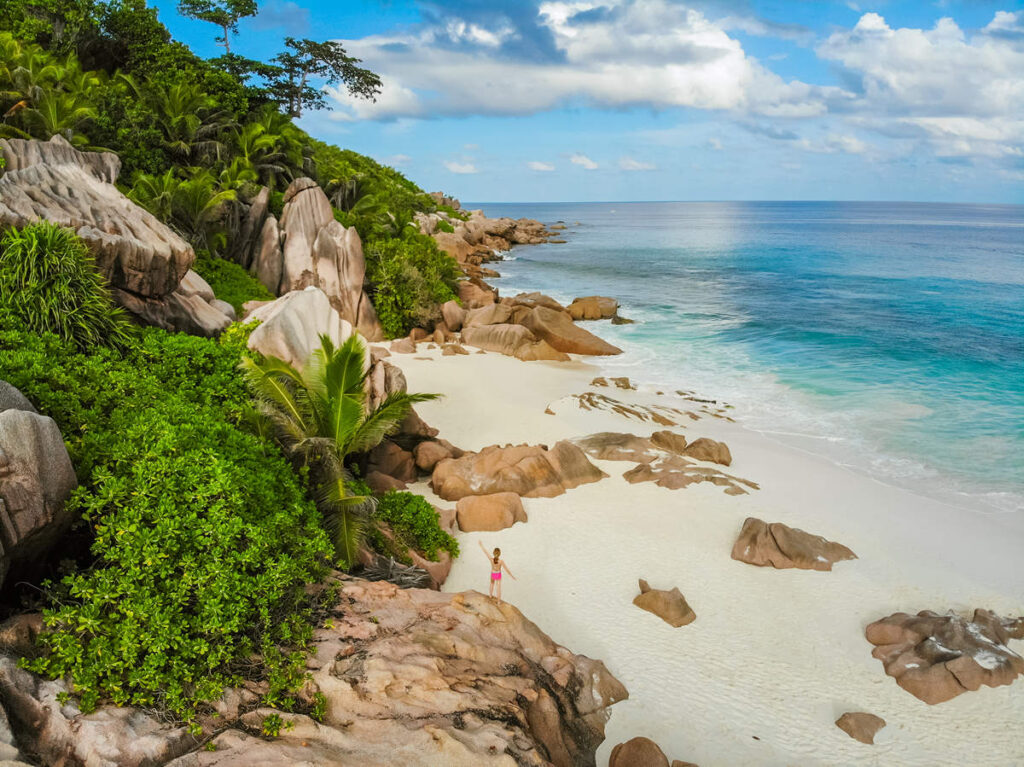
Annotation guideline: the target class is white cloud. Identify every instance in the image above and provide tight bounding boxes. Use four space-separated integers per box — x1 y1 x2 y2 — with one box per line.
570 153 599 170
444 161 478 174
817 12 1024 118
527 161 555 171
326 0 838 120
795 133 868 154
708 137 723 150
385 154 411 166
619 156 656 170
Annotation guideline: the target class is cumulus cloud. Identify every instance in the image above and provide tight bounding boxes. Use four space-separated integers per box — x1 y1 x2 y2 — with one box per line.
326 0 838 120
570 153 599 170
527 160 555 171
444 160 478 174
619 156 656 170
815 11 1024 159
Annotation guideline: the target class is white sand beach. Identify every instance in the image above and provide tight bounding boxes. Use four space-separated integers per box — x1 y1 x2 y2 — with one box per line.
397 344 1024 767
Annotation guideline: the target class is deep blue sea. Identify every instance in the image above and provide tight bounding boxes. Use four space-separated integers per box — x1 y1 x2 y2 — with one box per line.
470 201 1024 514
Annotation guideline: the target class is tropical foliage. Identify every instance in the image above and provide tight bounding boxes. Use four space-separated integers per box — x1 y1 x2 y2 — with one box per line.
374 490 459 562
0 222 135 350
241 334 439 567
365 236 461 338
0 315 332 721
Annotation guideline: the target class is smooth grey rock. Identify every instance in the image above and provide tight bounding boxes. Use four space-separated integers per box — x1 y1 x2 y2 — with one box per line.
0 409 76 587
0 383 34 415
244 287 354 369
231 185 270 269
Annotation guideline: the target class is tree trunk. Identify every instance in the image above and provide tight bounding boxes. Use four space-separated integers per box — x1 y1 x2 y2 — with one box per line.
222 24 231 53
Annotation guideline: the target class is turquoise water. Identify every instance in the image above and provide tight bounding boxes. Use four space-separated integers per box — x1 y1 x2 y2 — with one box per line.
471 201 1024 514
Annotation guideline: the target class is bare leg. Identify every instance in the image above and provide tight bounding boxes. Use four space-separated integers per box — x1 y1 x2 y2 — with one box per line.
488 578 494 598
496 579 502 604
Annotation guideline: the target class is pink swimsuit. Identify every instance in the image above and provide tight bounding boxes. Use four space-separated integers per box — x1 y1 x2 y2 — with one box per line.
491 570 501 580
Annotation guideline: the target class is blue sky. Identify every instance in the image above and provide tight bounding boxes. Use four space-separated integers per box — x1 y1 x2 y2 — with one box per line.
153 0 1024 203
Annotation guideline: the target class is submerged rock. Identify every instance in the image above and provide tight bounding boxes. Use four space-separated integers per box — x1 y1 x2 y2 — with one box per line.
567 296 618 321
730 517 856 571
866 609 1024 704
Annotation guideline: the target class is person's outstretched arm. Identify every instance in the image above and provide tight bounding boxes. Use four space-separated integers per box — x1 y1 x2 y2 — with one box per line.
478 540 492 561
502 560 517 580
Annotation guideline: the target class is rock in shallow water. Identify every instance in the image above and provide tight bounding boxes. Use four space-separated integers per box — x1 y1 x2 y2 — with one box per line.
866 609 1024 704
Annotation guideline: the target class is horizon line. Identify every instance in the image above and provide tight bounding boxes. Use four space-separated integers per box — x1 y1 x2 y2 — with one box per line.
459 199 1024 207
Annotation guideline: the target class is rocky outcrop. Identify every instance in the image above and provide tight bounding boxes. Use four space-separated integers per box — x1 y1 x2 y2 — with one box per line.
0 136 232 336
244 287 354 369
680 437 731 466
608 737 675 767
572 392 684 426
413 439 462 472
623 457 756 496
866 609 1024 704
0 653 196 766
229 186 270 269
835 712 886 744
0 394 77 589
518 306 622 356
432 442 606 501
461 324 570 362
456 492 528 532
567 296 618 321
366 442 417 484
458 279 497 309
465 303 513 327
247 178 383 340
0 579 627 766
441 300 466 331
730 518 856 571
574 432 659 464
633 579 696 628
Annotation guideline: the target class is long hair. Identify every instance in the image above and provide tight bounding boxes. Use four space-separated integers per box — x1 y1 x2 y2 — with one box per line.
492 547 501 565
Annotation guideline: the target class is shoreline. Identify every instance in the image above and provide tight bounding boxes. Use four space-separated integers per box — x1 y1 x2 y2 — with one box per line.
484 250 1024 518
392 326 1024 765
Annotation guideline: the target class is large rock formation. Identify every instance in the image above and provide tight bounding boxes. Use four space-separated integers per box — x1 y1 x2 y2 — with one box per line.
517 306 622 356
608 737 695 767
456 492 528 532
247 178 383 340
461 324 570 362
0 580 628 766
566 296 618 321
865 609 1024 704
432 441 606 501
0 388 77 590
244 287 353 369
730 517 856 571
0 136 232 336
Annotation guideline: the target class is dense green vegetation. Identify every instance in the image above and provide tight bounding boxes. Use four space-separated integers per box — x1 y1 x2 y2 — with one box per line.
365 236 460 338
0 0 469 725
0 313 332 721
375 491 459 562
192 250 273 313
242 334 438 567
0 222 135 349
0 1 462 335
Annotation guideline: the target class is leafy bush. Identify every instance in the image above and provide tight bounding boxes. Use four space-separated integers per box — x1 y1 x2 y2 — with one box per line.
0 222 135 350
0 316 331 721
364 235 460 338
192 253 274 314
375 491 459 562
435 219 455 234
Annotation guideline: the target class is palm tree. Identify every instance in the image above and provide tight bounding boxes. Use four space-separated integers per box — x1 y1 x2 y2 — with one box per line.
128 168 237 253
240 334 439 566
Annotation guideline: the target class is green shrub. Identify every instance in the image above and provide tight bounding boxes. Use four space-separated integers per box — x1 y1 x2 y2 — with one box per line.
435 219 455 234
192 253 274 314
364 235 460 338
0 222 135 350
0 316 331 721
375 491 459 562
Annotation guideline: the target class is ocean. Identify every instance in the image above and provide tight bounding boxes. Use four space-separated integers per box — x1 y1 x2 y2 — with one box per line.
469 201 1024 514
